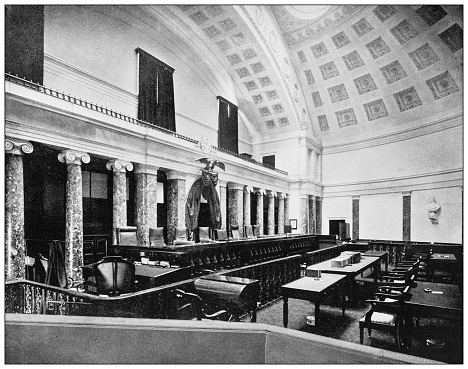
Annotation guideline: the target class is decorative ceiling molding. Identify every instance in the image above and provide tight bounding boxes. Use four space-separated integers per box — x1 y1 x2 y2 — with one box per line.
322 113 462 155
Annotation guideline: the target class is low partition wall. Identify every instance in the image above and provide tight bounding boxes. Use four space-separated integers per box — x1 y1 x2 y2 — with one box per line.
109 234 323 276
5 314 440 364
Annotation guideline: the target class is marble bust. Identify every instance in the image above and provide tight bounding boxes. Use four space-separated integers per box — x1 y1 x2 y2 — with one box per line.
426 196 441 220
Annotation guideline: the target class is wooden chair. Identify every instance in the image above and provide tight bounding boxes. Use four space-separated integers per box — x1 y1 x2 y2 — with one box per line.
244 225 256 239
93 256 135 296
172 289 229 321
116 227 138 246
173 226 195 246
149 227 166 247
215 229 228 241
198 227 212 243
359 292 407 350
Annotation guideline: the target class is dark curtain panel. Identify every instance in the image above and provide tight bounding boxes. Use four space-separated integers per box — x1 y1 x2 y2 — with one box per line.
137 48 176 132
217 97 238 153
5 5 44 84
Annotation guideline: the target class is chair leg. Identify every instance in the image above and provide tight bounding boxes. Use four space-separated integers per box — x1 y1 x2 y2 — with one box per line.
396 326 401 351
367 327 372 337
359 325 364 344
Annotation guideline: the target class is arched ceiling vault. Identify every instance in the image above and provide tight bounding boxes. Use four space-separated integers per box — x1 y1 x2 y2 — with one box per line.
137 5 463 150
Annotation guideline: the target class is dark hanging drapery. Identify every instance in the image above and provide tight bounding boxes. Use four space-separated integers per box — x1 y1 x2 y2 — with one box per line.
137 48 176 132
217 96 238 154
5 5 44 84
185 171 222 232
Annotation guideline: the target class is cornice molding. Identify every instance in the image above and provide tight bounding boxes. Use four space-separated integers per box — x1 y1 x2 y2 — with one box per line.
322 114 462 155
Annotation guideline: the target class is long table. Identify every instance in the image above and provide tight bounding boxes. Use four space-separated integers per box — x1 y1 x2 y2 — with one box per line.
281 274 347 330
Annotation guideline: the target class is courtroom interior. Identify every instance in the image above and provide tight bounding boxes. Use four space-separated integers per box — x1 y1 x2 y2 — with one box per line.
4 4 463 364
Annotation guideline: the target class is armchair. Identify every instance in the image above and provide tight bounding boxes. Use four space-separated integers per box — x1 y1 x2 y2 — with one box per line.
149 227 166 247
215 229 228 241
252 224 261 237
173 227 195 246
231 225 240 240
116 227 138 246
198 227 212 243
93 256 135 296
172 288 229 321
244 225 256 239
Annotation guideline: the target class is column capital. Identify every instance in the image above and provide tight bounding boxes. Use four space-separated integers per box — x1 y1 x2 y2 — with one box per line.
218 178 228 187
277 192 284 199
266 190 276 198
352 195 360 200
227 182 244 191
106 159 134 173
166 170 187 180
58 149 90 165
308 195 315 200
253 187 265 195
402 191 412 196
243 185 253 194
5 138 33 155
134 163 159 175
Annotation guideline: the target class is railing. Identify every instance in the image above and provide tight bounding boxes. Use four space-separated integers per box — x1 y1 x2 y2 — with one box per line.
6 73 288 175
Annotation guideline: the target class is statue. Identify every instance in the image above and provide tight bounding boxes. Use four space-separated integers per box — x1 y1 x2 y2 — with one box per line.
426 196 441 223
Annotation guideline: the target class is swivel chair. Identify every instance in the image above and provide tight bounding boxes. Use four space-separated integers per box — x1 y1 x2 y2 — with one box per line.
198 227 212 243
149 227 166 247
116 227 138 246
244 225 256 239
93 256 135 296
173 227 195 246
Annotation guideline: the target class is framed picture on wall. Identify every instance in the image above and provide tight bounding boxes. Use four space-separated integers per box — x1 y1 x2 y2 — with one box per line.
290 219 297 230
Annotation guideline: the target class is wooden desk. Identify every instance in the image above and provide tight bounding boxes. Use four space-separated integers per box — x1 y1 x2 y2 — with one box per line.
426 253 458 282
406 281 462 320
281 274 347 330
362 250 388 272
306 256 381 283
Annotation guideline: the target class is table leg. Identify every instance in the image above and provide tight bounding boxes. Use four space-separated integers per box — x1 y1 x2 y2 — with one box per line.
341 283 346 316
283 296 288 328
252 305 257 323
315 302 320 330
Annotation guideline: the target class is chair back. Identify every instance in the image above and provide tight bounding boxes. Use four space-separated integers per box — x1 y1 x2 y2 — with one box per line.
149 227 166 247
94 256 135 296
252 225 261 237
175 226 189 241
198 227 211 243
244 225 255 238
117 227 138 246
231 225 240 240
216 229 228 241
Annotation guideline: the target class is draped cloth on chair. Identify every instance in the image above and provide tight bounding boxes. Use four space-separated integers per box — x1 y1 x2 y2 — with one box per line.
186 170 222 232
46 240 68 288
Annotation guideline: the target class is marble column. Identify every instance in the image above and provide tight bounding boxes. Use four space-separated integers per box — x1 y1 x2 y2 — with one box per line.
284 194 290 227
300 196 309 234
402 192 411 241
243 186 251 231
107 159 133 245
134 164 158 246
308 196 316 234
58 149 90 281
266 190 275 235
277 192 285 235
219 179 227 230
5 138 33 280
255 188 264 235
227 182 244 235
166 171 186 245
352 196 360 240
315 196 322 235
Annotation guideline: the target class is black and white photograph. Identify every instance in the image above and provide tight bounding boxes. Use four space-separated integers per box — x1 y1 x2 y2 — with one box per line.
4 3 463 364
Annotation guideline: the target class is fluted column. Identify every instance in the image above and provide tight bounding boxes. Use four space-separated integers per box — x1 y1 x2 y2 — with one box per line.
266 190 275 235
277 192 285 235
134 164 158 246
300 196 309 234
254 188 264 236
243 186 252 232
284 194 290 227
219 179 227 230
166 171 186 245
107 159 133 245
58 149 90 281
309 196 316 234
5 138 33 280
227 182 243 236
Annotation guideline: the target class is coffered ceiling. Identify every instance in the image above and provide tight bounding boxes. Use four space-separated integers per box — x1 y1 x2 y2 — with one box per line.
152 5 463 147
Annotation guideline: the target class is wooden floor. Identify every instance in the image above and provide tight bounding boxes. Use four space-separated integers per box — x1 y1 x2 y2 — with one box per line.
245 272 463 364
